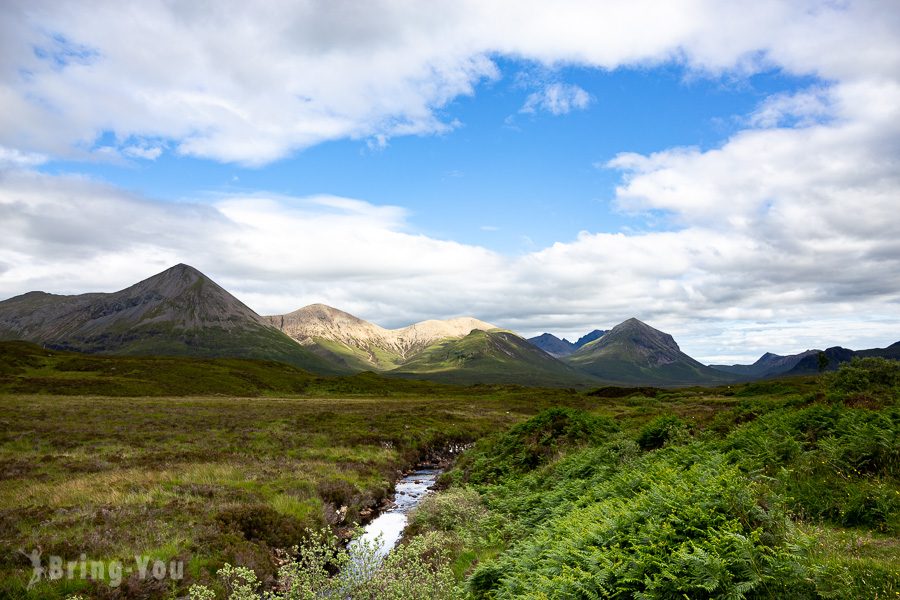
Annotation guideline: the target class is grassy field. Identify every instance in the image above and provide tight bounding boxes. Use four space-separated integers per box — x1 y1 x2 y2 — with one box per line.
0 385 594 598
0 344 896 598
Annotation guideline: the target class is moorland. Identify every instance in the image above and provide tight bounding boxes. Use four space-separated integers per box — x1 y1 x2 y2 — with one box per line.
0 340 896 598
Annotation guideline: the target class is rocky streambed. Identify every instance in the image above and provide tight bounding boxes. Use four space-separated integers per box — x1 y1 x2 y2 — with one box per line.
345 444 468 562
348 467 442 559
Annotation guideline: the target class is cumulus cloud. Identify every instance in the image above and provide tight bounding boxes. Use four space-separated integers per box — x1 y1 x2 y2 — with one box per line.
1 1 898 164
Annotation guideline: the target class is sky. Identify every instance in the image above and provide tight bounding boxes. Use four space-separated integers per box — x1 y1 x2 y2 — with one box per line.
1 0 899 364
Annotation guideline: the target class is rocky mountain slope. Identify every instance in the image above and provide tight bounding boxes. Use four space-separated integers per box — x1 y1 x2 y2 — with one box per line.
565 318 733 386
0 264 342 374
266 304 496 370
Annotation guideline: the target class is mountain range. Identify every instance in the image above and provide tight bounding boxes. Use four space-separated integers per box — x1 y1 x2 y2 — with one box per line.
710 341 900 378
527 330 606 357
264 303 496 371
710 350 821 378
1 264 896 387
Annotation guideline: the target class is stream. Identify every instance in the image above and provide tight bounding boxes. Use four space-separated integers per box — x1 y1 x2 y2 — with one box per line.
348 467 441 561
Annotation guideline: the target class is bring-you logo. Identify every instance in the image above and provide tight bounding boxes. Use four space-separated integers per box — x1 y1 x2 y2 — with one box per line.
18 548 183 589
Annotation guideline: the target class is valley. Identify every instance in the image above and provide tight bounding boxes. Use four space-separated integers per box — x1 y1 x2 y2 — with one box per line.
0 264 897 598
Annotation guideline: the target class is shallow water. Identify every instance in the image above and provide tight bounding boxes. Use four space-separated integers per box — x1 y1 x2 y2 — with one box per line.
349 467 441 559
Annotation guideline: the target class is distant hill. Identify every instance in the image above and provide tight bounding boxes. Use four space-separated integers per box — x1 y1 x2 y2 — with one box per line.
265 303 497 370
528 333 576 357
528 329 607 357
0 264 343 374
710 350 820 378
712 341 900 378
564 318 733 386
857 341 900 360
8 263 890 388
784 342 900 375
391 329 598 387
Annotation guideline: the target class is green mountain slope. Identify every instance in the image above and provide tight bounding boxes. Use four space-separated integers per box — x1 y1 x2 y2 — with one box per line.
0 340 460 396
0 264 345 374
0 340 317 396
565 317 734 386
390 329 598 387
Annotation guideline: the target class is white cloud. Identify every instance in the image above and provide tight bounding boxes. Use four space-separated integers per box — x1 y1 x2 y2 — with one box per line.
1 1 898 164
747 86 833 128
1 167 898 363
521 83 592 115
0 145 46 168
123 143 163 160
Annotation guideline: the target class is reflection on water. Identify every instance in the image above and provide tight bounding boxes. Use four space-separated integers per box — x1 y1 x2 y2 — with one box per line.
348 468 440 560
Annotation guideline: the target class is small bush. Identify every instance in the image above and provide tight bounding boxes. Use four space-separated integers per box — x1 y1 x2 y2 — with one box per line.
636 414 687 450
408 487 487 537
316 479 359 507
215 505 309 549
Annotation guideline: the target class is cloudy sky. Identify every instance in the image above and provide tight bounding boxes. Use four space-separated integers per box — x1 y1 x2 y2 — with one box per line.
1 0 899 363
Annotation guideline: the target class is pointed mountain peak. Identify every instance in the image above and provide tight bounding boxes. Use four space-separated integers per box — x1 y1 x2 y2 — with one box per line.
574 329 606 348
527 332 577 357
619 317 648 328
593 317 681 354
137 263 207 287
154 263 205 279
129 263 221 300
533 333 564 342
565 317 730 385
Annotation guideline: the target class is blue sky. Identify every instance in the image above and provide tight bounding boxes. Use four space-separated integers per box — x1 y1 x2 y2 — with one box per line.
1 1 899 362
41 63 816 252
